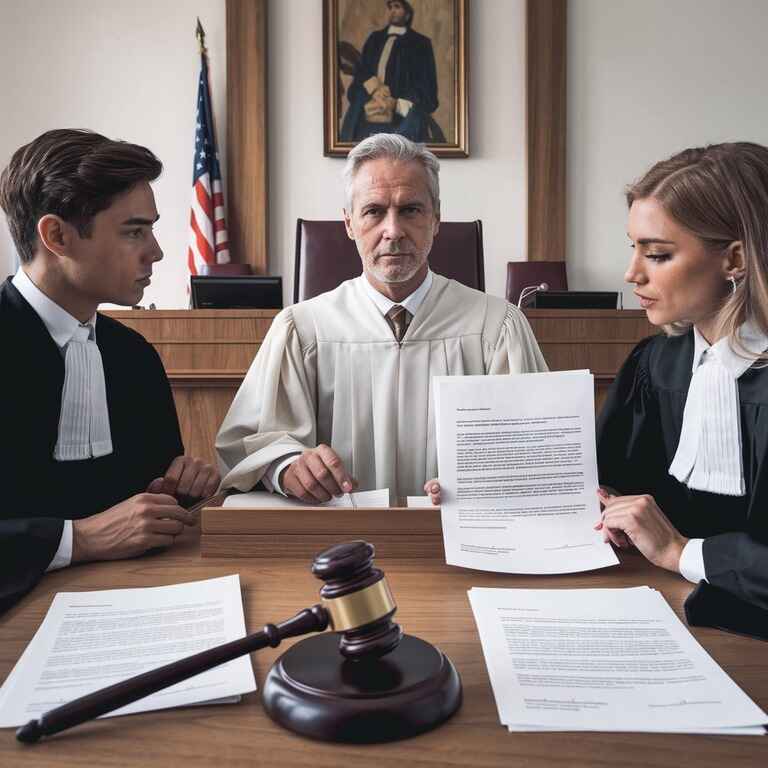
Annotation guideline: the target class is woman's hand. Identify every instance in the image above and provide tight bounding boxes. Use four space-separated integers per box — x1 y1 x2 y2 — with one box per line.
423 479 441 506
595 489 688 572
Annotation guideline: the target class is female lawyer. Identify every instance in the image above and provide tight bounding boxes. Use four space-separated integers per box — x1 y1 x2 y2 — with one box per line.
596 142 768 613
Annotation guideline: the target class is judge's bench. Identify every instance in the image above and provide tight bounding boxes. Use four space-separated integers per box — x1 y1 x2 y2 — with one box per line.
105 307 656 465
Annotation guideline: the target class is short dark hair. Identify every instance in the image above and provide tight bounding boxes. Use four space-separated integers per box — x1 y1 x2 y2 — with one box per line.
0 129 162 263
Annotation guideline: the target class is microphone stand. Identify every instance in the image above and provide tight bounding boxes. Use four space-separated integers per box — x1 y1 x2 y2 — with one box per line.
517 282 549 308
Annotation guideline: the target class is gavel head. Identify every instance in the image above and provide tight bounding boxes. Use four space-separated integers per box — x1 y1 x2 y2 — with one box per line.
312 541 403 660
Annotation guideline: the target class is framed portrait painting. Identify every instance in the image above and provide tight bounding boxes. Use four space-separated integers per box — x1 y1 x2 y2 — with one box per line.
323 0 469 157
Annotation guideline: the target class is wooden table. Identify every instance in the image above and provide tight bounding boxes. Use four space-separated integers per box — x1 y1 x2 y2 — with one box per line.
2 535 766 767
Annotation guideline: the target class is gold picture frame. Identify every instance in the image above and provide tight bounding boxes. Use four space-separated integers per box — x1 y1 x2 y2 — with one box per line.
323 0 469 157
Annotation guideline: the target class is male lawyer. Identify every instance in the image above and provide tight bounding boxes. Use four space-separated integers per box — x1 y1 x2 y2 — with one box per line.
0 129 219 613
217 133 546 503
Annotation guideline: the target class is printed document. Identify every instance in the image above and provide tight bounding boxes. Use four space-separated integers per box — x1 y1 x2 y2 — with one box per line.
469 586 767 734
0 575 256 727
435 371 618 573
223 488 390 508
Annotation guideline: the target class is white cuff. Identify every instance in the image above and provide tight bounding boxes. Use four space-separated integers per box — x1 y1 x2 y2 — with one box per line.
363 76 381 95
679 538 707 584
396 98 413 117
263 454 301 496
46 520 73 572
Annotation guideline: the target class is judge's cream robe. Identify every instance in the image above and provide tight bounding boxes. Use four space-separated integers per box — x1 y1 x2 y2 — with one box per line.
217 274 548 498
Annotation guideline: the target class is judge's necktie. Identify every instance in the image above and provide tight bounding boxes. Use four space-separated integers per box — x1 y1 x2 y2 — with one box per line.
386 304 411 342
53 323 114 461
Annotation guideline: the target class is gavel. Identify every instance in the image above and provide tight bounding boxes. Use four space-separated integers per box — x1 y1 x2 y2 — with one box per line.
17 540 461 744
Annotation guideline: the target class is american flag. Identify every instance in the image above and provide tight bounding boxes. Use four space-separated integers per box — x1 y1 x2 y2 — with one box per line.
188 33 229 276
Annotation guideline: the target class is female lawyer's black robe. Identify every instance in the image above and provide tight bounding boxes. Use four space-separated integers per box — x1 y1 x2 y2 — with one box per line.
0 278 183 613
597 330 768 614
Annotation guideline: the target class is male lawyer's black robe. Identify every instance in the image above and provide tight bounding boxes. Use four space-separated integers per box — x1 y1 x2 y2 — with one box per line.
0 278 183 613
597 331 768 615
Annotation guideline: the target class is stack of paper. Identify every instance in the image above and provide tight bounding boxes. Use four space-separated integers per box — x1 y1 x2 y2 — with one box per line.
468 586 767 735
223 488 390 508
0 575 257 728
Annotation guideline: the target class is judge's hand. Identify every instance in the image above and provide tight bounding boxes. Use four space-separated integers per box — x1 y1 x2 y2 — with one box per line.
423 479 441 506
72 494 196 563
147 455 220 506
280 444 357 504
594 490 688 572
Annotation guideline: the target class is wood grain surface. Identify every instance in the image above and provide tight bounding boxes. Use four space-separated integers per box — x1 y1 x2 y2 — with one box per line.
527 0 567 263
2 531 766 767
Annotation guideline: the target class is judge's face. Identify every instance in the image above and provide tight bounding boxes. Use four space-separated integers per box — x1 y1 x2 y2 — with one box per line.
625 197 731 328
57 182 163 312
344 158 439 293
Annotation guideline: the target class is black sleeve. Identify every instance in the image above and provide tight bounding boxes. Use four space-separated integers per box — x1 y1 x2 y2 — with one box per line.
597 336 667 494
0 518 63 614
702 532 768 611
142 343 184 474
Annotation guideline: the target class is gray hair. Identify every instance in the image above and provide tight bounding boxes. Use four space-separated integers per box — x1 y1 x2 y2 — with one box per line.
342 133 440 215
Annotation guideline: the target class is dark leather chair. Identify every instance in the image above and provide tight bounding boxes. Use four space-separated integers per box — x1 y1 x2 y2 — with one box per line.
505 261 567 306
199 263 252 276
293 219 485 303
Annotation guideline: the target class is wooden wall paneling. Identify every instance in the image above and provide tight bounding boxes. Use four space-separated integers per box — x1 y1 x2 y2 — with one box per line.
173 386 241 466
226 0 268 273
107 309 278 465
526 0 567 262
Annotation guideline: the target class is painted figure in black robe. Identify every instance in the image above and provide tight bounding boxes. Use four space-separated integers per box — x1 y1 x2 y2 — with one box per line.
596 142 768 636
340 0 445 143
0 129 220 614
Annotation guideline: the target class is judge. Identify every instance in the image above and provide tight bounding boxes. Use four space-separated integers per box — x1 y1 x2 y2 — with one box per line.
0 129 219 613
217 133 546 502
596 142 768 612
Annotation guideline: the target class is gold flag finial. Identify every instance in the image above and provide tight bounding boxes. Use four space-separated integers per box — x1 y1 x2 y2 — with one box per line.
196 17 207 56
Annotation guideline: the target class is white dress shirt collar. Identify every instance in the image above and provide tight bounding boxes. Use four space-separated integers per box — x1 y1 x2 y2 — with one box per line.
669 320 768 496
387 25 407 36
12 268 97 347
691 321 768 377
359 269 433 318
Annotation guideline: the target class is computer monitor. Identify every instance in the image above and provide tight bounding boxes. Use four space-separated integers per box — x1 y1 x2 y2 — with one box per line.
531 290 619 310
190 276 283 309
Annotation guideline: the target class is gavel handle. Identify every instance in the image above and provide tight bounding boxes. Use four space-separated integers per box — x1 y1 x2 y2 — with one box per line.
17 604 329 744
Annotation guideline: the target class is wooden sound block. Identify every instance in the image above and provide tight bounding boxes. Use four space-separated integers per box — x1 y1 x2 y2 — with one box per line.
262 633 462 743
200 505 445 559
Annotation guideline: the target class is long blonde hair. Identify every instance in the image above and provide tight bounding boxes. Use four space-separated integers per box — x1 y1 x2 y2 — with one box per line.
626 142 768 359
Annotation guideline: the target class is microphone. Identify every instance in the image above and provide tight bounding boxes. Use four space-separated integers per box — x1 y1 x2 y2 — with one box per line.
517 282 549 308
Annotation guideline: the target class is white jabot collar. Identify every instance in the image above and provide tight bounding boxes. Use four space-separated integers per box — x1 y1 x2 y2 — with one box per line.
12 267 112 461
360 269 433 318
12 268 97 348
387 25 407 36
669 321 768 496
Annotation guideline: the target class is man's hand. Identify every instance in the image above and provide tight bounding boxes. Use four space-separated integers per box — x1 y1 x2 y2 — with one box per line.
72 494 196 564
147 456 220 506
595 491 688 572
423 479 441 506
280 444 356 504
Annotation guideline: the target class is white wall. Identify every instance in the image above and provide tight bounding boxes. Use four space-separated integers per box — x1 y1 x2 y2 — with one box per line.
567 0 768 308
0 0 226 309
269 0 527 305
8 1 767 310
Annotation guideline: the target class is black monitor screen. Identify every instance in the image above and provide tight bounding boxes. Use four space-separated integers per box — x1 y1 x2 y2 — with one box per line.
190 276 283 309
532 290 619 310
